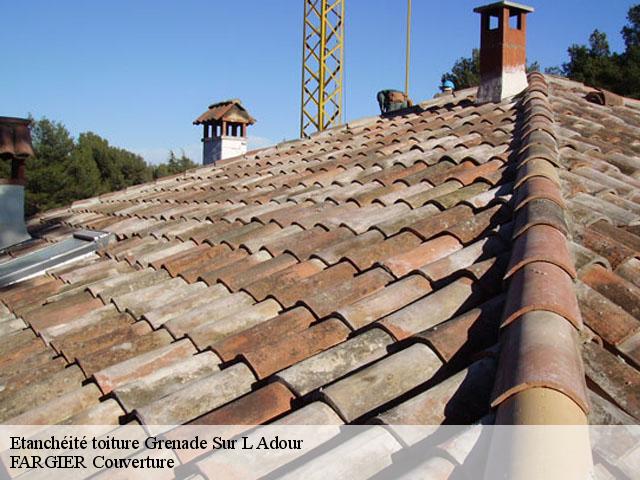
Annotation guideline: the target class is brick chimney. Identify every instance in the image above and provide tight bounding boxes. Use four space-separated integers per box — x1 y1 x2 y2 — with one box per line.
474 1 534 103
0 116 34 250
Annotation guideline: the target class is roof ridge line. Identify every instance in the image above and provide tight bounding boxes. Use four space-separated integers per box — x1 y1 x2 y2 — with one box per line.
490 72 591 424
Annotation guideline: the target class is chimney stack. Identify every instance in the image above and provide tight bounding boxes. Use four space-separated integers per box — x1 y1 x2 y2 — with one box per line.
193 99 256 165
474 1 534 103
0 116 34 250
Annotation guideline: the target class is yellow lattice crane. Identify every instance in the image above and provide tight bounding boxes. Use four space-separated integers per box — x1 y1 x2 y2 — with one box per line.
300 0 345 138
300 0 413 137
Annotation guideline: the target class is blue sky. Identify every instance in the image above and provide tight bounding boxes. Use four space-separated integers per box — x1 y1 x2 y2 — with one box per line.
1 0 636 164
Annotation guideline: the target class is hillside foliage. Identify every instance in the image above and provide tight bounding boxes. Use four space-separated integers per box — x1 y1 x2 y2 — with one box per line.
0 117 197 216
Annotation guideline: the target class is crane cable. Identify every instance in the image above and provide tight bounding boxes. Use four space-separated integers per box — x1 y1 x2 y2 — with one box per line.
405 0 412 96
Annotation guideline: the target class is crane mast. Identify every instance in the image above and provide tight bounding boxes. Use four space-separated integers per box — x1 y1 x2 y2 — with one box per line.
300 0 345 138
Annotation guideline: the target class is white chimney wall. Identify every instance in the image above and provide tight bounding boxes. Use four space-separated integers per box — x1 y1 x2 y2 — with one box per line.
203 136 248 165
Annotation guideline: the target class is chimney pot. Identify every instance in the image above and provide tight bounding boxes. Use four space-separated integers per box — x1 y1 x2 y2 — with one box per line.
474 1 534 103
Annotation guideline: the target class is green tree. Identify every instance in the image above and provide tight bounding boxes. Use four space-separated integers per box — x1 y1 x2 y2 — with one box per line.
441 49 481 90
64 145 104 199
2 116 201 216
622 5 640 48
561 30 622 92
75 132 152 191
551 4 640 99
24 118 75 215
152 150 197 179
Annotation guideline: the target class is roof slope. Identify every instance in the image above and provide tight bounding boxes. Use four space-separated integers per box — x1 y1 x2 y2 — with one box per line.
1 74 639 437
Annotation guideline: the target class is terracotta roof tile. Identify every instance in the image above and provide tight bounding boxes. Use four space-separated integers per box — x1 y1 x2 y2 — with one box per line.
403 205 469 241
502 262 583 330
113 351 221 412
573 224 636 270
158 244 229 276
418 234 506 283
135 362 255 432
199 251 272 286
580 264 640 321
312 230 384 265
464 253 510 293
93 339 197 394
447 203 512 244
0 353 63 401
188 299 281 350
78 328 173 377
60 398 124 425
269 261 356 309
513 198 569 238
432 181 494 210
242 259 324 301
300 267 392 318
337 274 431 330
46 305 133 351
7 384 101 425
0 365 85 422
491 311 589 414
379 277 485 340
24 291 104 333
273 400 343 425
342 231 421 271
398 181 461 209
590 220 640 252
111 277 188 317
378 356 496 425
142 283 223 328
264 226 354 260
575 281 640 346
211 306 315 362
57 258 131 284
277 328 393 396
240 225 303 253
58 321 148 363
506 224 577 279
572 193 639 226
220 253 298 291
415 294 504 365
242 318 350 379
322 343 442 422
382 235 462 277
188 381 294 425
89 270 170 303
615 258 640 289
582 341 640 420
0 277 64 310
515 158 561 188
163 292 253 338
516 176 565 210
372 204 442 237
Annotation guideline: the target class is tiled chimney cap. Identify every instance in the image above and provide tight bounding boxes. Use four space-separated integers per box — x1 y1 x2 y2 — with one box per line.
193 99 256 126
474 1 534 14
0 116 34 160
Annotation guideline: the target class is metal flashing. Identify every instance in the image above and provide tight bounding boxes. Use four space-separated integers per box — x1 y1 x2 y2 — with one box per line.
0 230 113 288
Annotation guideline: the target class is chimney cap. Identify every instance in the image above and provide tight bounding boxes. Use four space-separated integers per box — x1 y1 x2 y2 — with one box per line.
0 116 34 160
474 1 534 14
193 99 256 126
